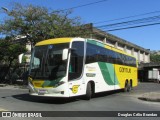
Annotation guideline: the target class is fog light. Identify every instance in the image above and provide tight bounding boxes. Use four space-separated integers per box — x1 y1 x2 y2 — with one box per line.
61 91 64 94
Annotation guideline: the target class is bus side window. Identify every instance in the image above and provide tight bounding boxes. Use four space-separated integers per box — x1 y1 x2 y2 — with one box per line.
69 65 73 73
69 41 84 81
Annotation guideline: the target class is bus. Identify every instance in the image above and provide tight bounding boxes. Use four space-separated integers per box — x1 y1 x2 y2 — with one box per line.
28 37 138 100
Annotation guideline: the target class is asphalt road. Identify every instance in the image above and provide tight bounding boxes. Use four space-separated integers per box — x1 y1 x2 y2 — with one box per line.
0 82 160 120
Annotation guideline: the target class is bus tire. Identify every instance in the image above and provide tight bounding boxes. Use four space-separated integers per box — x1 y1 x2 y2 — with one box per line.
127 82 131 92
85 83 92 100
124 81 130 92
130 80 133 90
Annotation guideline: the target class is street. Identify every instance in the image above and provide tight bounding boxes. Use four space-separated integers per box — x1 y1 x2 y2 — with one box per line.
0 82 160 119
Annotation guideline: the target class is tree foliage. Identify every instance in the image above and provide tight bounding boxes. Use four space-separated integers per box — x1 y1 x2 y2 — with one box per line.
0 3 91 83
150 53 160 63
0 3 90 46
0 39 26 64
0 38 27 83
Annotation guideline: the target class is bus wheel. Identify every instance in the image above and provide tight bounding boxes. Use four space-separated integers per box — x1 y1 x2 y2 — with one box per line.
128 82 132 92
85 83 92 100
124 81 130 92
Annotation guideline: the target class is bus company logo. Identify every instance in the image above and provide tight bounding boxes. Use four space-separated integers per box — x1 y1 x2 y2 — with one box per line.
119 67 131 73
2 112 11 117
72 85 80 94
86 66 96 71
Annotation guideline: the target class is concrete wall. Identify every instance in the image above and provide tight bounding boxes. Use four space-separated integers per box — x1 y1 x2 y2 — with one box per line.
92 27 150 64
104 39 150 64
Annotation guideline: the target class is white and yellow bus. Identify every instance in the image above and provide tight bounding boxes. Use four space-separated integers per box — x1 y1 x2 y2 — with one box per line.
28 37 138 100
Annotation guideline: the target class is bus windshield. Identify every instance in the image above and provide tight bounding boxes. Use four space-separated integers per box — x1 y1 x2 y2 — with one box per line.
29 43 69 80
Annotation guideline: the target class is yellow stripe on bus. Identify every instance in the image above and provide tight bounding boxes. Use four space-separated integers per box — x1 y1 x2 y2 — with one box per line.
36 38 72 46
32 80 45 87
114 64 138 88
104 45 135 57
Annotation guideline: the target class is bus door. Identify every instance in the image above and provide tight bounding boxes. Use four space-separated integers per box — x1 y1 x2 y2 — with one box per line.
68 41 86 96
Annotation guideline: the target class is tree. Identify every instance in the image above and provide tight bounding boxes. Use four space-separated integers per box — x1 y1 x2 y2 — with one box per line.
0 39 27 83
150 53 160 63
0 3 89 47
0 3 90 84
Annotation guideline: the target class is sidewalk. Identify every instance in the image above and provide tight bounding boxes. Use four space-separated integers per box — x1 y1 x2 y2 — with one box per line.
0 84 28 89
0 84 7 87
138 92 160 102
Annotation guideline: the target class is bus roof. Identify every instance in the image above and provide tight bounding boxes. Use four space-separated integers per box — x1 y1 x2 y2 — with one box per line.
35 38 73 46
35 37 135 58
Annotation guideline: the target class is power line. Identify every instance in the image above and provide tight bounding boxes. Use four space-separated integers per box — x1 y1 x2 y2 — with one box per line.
106 22 160 31
94 10 160 25
96 15 160 29
55 0 109 12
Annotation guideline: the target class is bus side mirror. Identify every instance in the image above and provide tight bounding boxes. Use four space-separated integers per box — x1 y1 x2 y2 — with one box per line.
62 48 69 61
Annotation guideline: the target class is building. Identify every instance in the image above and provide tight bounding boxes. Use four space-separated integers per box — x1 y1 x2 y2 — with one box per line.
13 36 31 64
85 24 150 65
150 50 160 55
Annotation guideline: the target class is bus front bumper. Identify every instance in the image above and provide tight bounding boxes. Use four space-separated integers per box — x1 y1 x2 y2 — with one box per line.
28 82 70 97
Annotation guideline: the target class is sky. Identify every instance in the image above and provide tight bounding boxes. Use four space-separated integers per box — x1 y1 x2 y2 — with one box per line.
1 0 160 51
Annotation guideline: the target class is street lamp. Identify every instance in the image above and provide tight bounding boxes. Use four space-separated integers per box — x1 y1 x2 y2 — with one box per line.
1 7 8 12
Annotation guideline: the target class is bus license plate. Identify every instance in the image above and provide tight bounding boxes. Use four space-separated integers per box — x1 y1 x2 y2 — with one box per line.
38 89 47 95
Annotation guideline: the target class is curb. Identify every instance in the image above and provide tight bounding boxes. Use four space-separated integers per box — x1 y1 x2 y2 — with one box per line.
0 108 8 111
0 84 7 87
0 84 28 90
138 97 160 102
138 92 160 102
